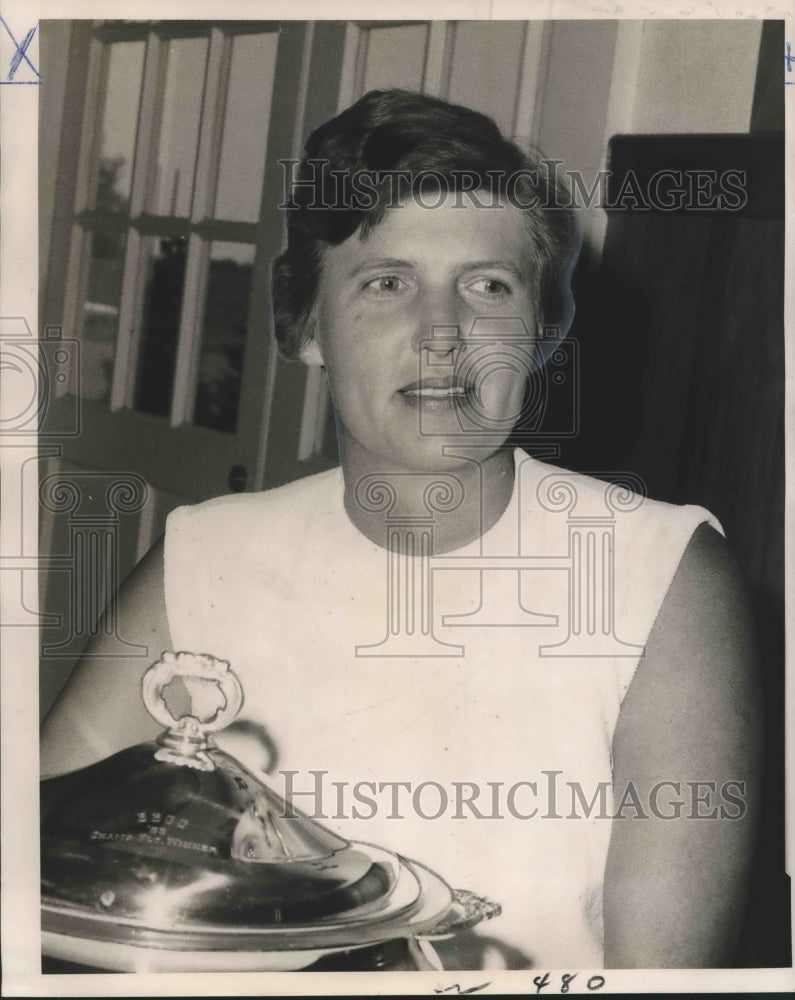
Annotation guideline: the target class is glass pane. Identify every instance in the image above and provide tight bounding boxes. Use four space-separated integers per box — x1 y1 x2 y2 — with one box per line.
362 24 428 92
78 229 128 403
149 38 208 217
95 41 145 211
193 242 254 433
447 22 526 137
214 32 278 222
133 235 188 417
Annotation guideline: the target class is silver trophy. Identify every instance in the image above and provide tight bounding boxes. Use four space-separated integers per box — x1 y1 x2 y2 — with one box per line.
41 652 500 972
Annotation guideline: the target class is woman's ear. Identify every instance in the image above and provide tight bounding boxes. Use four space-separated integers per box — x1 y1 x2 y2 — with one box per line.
298 337 324 367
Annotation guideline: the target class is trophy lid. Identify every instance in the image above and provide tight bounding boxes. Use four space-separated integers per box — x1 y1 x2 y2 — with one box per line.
41 653 499 971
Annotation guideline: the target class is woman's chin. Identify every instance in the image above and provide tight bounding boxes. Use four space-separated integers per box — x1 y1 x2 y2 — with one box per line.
345 435 509 477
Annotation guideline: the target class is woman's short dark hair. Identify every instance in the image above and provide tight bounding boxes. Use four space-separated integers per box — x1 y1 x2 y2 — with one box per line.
271 89 578 361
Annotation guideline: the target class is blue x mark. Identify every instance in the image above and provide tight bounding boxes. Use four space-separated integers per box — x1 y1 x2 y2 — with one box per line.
0 15 40 83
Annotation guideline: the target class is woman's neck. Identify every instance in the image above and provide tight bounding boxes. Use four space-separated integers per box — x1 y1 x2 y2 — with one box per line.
340 446 516 555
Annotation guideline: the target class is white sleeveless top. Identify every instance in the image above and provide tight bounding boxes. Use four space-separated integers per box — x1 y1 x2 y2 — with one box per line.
164 451 721 970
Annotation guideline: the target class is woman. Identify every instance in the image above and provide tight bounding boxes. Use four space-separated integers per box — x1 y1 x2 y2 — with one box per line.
41 90 760 970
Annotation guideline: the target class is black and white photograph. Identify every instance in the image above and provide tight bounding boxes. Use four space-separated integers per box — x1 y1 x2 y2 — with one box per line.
0 2 792 994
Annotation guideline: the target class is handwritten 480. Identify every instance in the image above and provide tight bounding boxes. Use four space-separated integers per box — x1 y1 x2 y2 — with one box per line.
533 972 606 994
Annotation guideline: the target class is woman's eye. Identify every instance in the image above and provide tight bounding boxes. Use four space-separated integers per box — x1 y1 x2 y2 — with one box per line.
468 277 511 297
362 275 405 294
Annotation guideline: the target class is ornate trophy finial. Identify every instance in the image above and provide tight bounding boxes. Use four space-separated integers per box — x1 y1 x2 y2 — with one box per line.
141 651 244 771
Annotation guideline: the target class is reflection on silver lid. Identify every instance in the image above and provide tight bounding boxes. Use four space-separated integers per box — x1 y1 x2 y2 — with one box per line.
41 652 499 971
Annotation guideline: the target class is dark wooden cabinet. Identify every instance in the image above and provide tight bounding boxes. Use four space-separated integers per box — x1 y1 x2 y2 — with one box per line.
560 133 786 966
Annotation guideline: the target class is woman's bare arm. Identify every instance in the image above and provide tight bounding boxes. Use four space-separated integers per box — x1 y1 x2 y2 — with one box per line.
603 523 761 967
40 536 171 778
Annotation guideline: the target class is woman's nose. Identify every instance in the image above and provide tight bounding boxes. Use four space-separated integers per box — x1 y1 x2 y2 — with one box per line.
411 286 467 355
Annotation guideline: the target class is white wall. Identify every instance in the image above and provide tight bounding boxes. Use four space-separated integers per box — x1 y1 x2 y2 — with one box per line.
570 18 764 255
629 20 763 134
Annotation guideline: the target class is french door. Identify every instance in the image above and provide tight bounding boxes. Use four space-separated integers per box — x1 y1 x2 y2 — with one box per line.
44 20 343 502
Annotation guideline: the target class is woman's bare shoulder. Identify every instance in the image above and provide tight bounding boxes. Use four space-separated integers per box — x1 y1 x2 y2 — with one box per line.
620 521 759 747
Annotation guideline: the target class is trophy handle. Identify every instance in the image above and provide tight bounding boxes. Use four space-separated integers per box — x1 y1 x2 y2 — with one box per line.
418 889 502 940
141 651 244 770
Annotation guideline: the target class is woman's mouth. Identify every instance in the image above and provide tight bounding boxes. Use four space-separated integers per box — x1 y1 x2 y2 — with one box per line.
399 377 471 407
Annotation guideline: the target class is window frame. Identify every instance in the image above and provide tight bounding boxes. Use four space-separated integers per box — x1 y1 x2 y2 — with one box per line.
66 21 282 431
44 19 316 501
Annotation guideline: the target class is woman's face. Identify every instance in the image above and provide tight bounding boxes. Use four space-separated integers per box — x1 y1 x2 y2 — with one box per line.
310 193 539 473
